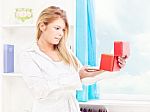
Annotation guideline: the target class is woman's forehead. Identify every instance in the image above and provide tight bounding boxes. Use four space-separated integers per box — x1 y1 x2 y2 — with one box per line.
48 18 66 28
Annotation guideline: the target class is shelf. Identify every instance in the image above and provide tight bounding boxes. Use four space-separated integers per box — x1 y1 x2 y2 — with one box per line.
1 73 22 77
1 24 35 28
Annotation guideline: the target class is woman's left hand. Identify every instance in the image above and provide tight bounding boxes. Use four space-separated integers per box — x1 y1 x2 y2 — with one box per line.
117 56 127 68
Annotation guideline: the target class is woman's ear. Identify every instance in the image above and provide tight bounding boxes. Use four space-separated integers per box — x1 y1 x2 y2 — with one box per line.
39 23 46 32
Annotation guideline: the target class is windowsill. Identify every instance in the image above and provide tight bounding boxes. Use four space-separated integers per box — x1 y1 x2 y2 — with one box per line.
79 99 150 106
100 93 150 101
79 93 150 107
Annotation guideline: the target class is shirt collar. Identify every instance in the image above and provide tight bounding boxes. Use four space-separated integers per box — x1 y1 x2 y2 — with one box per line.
27 42 63 63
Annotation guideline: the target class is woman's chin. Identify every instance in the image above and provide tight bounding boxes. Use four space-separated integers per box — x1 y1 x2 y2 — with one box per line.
54 42 59 45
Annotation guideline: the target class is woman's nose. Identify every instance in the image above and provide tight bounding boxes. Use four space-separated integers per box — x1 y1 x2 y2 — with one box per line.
59 30 64 37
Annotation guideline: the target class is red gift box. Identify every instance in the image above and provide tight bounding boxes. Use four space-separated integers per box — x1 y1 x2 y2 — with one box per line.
114 41 130 58
99 54 120 71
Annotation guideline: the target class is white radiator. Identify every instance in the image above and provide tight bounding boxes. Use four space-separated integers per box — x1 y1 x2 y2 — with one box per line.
80 104 108 112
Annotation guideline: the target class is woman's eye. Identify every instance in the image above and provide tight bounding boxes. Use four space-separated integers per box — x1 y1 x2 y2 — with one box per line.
54 27 65 32
54 27 60 30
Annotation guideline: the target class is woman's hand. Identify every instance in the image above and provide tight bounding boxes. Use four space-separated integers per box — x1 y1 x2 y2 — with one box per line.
79 56 127 79
79 66 104 79
117 56 127 68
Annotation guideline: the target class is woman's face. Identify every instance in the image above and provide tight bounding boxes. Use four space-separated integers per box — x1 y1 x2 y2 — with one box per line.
41 18 66 45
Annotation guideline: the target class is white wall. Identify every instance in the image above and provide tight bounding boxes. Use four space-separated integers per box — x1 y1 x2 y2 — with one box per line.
0 0 2 72
1 0 75 26
0 0 3 111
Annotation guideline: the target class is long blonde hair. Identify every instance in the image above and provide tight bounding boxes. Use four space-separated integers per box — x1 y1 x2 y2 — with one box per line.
36 6 80 71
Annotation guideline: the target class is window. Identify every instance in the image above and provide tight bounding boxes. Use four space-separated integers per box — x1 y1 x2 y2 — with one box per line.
95 0 150 98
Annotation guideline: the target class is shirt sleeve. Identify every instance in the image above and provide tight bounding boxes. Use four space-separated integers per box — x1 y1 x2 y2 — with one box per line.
19 51 62 100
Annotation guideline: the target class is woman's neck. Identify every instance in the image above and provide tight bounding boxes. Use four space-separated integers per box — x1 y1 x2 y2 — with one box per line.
37 38 55 53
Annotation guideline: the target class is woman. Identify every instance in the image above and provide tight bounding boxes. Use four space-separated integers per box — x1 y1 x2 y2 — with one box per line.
20 6 126 112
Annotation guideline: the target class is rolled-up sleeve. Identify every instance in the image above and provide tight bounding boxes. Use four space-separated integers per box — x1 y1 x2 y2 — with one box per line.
20 52 61 100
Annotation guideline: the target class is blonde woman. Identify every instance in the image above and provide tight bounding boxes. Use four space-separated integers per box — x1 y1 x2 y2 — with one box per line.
20 6 126 112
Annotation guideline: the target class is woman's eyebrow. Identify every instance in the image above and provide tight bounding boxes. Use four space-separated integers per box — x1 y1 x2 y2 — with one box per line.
55 25 61 28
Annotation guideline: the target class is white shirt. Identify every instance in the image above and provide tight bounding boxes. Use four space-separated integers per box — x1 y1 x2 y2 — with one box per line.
20 43 82 112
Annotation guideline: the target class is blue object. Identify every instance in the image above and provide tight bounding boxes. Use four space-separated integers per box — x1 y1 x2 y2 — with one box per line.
76 84 88 102
88 82 100 100
76 0 99 102
76 0 88 65
87 0 99 101
88 83 97 100
3 44 14 73
76 0 96 66
87 0 96 66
